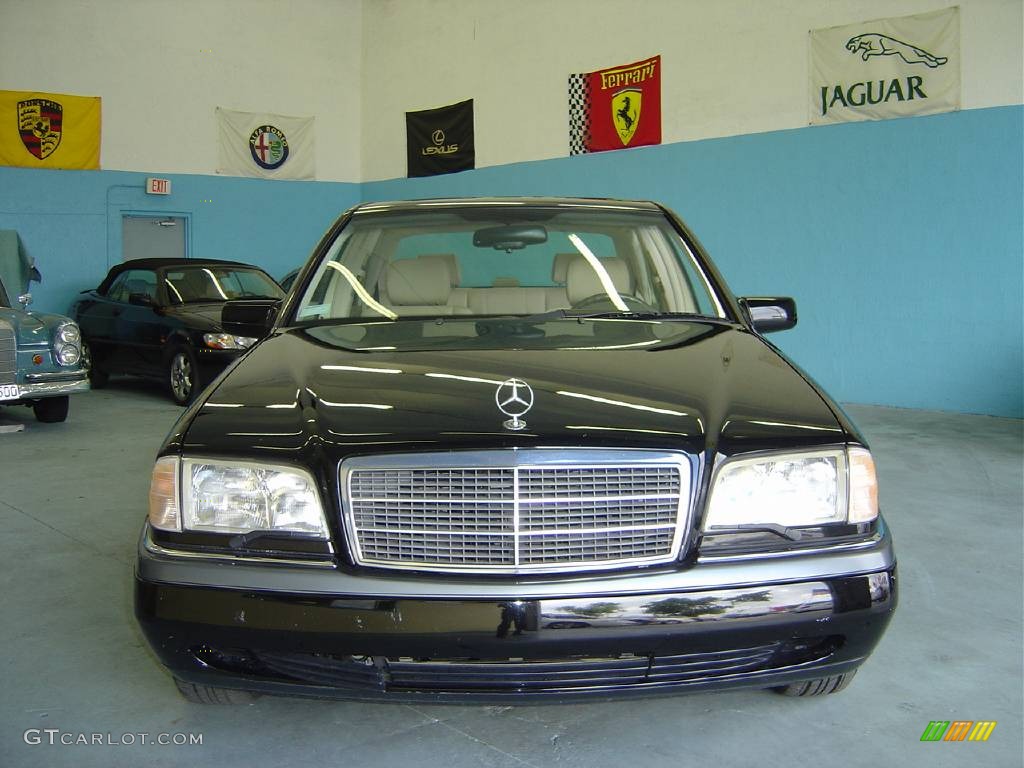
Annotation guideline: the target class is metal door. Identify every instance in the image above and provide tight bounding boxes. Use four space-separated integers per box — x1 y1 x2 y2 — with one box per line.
122 216 185 262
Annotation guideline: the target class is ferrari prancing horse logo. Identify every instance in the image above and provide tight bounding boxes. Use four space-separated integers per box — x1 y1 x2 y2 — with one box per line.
612 88 641 146
17 99 63 160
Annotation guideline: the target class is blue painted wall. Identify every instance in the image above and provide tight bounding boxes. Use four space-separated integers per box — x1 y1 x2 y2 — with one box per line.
1 107 1020 416
0 167 359 314
362 106 1024 418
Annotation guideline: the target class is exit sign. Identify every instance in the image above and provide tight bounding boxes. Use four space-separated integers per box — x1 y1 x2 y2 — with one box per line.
146 177 172 195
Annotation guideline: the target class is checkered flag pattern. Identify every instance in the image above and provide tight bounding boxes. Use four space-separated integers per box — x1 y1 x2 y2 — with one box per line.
568 73 591 155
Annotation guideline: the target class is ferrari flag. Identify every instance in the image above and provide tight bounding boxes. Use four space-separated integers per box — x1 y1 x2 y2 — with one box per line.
569 55 661 155
0 89 101 169
216 107 315 180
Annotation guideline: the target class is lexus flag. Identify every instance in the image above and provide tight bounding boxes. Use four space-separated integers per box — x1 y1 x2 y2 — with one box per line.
406 99 474 177
569 55 661 155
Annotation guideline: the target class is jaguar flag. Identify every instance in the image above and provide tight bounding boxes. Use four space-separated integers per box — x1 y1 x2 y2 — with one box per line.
406 99 475 177
810 7 959 124
569 55 661 155
0 89 101 169
216 107 315 180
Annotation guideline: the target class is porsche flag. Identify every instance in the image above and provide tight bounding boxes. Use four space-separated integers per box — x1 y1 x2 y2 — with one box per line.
569 55 661 155
0 90 101 169
810 7 960 124
216 107 315 180
406 99 475 177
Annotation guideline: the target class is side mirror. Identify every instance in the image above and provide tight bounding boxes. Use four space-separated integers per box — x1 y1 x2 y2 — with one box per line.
741 296 797 333
16 293 32 307
222 299 280 339
128 293 155 307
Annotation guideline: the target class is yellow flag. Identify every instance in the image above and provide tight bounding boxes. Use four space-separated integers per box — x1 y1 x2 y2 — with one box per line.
0 90 101 169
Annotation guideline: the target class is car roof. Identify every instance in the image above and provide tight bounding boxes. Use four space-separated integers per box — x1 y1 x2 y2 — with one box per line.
351 197 663 214
96 258 271 294
105 257 257 272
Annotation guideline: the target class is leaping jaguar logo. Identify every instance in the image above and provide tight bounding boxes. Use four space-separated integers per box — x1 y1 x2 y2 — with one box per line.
845 33 948 68
495 378 534 431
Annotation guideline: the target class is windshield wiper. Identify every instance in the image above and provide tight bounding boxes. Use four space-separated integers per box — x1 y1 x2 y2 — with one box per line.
510 309 727 324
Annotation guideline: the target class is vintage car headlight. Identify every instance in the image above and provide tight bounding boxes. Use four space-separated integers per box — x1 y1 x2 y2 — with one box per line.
56 344 81 366
57 323 81 344
148 456 328 537
55 322 82 366
203 333 257 350
704 447 877 530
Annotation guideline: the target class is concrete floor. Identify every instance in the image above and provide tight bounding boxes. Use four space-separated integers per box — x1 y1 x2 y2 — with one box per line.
0 383 1021 768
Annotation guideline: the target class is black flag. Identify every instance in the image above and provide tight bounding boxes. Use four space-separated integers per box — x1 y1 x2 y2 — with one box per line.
406 99 475 178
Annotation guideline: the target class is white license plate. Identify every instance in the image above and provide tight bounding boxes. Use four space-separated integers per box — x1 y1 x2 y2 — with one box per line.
0 384 20 401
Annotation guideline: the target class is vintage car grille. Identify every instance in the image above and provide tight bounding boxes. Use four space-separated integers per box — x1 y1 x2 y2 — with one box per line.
0 320 16 386
340 450 691 573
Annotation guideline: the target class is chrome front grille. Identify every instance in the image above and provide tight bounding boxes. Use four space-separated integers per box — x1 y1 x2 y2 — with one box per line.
0 321 16 385
341 451 691 574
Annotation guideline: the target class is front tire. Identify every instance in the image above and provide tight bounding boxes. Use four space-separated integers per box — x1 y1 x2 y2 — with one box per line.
173 678 259 705
774 670 857 697
167 345 200 406
33 396 70 423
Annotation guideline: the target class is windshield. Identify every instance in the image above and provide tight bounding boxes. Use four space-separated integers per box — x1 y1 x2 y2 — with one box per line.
164 266 284 304
293 206 726 326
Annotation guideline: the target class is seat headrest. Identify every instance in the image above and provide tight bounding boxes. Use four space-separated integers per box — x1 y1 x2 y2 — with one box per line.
418 253 461 287
387 259 452 306
566 256 633 305
551 253 577 284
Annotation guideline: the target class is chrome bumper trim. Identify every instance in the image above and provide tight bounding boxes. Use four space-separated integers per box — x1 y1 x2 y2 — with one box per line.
24 369 87 383
138 519 896 599
142 526 335 569
12 376 89 399
697 530 885 564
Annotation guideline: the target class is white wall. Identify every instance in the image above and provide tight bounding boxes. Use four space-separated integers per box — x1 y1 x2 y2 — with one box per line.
360 0 1023 181
0 0 363 181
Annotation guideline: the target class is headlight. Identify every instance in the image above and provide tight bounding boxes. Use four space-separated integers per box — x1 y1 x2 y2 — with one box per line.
204 333 257 350
58 323 81 344
56 344 81 366
703 447 877 530
147 456 328 537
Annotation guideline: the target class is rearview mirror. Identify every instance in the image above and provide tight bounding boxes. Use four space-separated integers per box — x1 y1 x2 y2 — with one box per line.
741 296 797 333
222 299 280 339
473 224 548 250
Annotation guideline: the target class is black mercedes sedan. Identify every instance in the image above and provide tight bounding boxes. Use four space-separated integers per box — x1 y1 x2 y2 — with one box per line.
71 258 283 404
135 198 896 704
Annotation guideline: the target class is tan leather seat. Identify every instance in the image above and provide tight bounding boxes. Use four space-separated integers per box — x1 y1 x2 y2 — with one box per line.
385 259 468 316
565 256 633 304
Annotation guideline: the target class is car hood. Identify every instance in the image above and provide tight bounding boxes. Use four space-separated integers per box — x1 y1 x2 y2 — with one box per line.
179 321 847 461
0 306 67 345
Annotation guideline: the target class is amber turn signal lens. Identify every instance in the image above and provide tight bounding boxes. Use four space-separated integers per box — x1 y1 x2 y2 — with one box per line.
848 447 878 523
148 456 181 532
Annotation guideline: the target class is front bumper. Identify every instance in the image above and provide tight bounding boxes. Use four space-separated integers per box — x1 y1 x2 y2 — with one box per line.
12 371 89 401
135 524 897 702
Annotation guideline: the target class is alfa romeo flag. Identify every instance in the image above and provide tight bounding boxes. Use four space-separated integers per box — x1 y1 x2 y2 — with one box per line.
216 107 315 180
0 89 101 169
569 56 661 155
810 7 960 124
406 99 475 177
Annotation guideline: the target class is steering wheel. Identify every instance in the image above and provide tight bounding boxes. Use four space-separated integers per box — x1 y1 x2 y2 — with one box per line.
570 293 657 313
